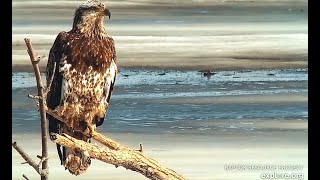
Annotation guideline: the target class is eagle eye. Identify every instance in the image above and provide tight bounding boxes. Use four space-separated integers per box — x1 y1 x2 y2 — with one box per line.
97 3 105 9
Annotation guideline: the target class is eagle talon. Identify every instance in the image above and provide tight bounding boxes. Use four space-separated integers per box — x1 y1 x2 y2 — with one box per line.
50 133 57 141
81 150 91 166
87 124 96 137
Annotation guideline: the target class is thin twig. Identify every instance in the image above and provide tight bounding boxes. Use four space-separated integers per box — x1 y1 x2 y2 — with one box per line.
38 157 49 171
139 143 144 153
22 174 29 180
35 158 49 177
37 55 46 61
12 142 48 176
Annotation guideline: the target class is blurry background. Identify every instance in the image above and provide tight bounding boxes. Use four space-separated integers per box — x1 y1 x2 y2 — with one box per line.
12 0 308 70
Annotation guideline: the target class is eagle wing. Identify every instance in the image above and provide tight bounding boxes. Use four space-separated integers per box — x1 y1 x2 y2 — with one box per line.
46 31 68 133
46 33 117 133
46 32 117 170
46 31 68 165
96 36 117 127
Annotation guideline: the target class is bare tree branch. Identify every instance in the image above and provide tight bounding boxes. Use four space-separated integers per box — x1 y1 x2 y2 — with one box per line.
24 38 50 180
51 133 186 180
12 142 48 176
12 38 50 179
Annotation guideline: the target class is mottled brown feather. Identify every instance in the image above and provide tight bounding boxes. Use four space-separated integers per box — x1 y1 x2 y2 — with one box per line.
46 1 117 175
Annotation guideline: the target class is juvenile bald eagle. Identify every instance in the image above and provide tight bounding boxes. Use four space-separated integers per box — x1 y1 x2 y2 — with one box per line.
46 0 117 175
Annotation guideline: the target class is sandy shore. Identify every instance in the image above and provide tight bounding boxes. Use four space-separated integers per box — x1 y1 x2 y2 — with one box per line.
12 33 308 72
12 0 308 72
159 93 308 105
12 58 308 72
12 130 308 180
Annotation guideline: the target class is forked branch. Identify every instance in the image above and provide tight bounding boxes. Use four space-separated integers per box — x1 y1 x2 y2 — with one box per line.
12 142 48 176
12 38 49 180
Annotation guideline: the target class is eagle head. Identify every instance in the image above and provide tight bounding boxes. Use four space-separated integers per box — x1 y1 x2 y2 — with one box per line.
75 0 111 19
72 0 111 33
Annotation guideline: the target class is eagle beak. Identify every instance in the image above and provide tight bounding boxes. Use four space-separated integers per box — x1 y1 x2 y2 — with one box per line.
104 8 111 19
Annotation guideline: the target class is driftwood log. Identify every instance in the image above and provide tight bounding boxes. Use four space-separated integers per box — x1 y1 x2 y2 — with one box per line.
12 38 186 180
